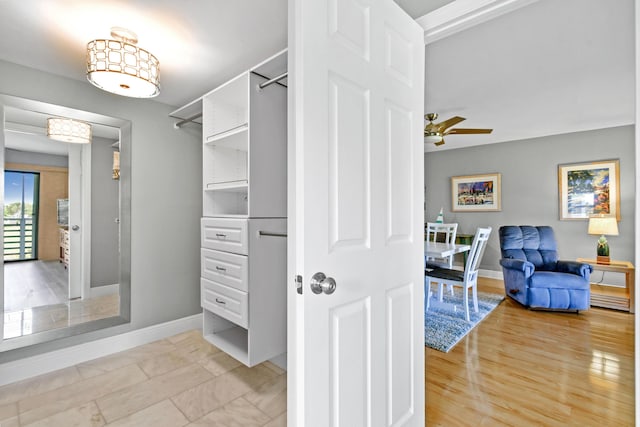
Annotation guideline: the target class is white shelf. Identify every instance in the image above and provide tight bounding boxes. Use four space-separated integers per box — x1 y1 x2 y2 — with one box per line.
204 327 249 366
203 213 248 219
205 124 248 150
204 181 248 192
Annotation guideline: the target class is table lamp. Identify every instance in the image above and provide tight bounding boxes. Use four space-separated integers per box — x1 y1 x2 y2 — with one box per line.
587 215 619 264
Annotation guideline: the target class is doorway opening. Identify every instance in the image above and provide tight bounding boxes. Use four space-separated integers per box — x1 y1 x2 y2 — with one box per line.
3 170 39 262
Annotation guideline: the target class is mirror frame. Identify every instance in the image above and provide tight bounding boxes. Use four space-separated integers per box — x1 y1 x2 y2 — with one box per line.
0 94 131 351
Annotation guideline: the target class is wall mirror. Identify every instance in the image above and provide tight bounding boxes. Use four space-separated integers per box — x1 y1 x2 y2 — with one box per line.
0 94 131 352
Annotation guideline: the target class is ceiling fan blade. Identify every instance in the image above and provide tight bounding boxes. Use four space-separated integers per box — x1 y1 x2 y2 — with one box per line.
434 139 446 146
435 116 466 132
444 128 493 135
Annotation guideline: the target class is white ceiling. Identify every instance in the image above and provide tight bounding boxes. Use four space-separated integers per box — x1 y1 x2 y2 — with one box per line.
0 0 634 153
422 0 635 152
0 0 288 108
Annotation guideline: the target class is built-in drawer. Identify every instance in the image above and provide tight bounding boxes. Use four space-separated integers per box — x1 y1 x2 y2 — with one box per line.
201 217 248 255
201 248 248 292
201 277 248 328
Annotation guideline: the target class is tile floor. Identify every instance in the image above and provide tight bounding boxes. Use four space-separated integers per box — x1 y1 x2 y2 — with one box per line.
0 330 287 427
4 294 120 340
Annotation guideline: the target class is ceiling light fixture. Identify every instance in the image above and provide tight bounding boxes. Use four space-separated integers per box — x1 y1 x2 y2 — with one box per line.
87 27 160 98
47 118 92 144
424 133 443 144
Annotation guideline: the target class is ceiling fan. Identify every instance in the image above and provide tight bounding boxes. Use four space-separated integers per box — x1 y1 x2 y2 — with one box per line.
424 113 493 146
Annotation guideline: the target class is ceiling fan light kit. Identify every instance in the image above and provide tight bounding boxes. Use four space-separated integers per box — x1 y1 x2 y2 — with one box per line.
46 118 92 144
87 27 160 98
424 133 443 144
424 112 493 146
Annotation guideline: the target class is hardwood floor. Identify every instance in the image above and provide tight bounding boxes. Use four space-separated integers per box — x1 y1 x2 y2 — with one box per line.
426 278 635 426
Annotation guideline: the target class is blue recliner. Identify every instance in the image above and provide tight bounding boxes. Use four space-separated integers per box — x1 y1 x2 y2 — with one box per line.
499 226 592 311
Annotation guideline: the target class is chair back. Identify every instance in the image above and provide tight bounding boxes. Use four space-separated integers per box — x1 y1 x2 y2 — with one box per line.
426 222 458 244
464 227 492 281
499 225 558 270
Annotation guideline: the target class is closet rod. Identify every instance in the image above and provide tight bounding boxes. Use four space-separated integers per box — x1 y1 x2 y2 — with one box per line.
173 113 203 129
258 231 287 238
258 72 288 89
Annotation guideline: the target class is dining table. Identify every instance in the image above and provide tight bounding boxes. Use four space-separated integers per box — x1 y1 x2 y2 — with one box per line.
424 241 471 260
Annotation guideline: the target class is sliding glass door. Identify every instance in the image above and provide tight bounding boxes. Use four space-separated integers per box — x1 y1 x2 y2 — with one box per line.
4 170 39 261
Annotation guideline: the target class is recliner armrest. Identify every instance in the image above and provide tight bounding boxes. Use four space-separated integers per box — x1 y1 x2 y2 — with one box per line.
500 258 535 277
556 260 593 279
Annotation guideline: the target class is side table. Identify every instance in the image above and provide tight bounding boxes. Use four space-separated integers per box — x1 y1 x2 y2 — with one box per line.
576 258 635 313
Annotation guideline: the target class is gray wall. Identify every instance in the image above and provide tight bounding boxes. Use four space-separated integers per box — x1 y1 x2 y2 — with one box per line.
0 59 202 362
5 148 68 168
90 137 119 287
425 125 635 277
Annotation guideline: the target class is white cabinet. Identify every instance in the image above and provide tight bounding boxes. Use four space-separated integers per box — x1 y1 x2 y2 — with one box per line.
202 217 286 366
172 50 287 367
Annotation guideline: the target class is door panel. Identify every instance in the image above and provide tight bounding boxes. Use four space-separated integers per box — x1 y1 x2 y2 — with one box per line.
328 73 370 250
330 298 370 426
288 0 425 425
385 102 413 243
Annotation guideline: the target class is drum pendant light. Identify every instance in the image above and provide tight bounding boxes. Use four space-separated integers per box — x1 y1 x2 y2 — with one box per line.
87 27 160 98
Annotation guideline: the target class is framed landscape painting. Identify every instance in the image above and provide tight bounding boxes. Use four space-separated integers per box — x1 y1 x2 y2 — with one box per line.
451 173 501 212
558 159 620 220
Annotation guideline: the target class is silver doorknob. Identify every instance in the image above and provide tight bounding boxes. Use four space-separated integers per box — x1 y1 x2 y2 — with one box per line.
71 225 80 231
310 272 336 295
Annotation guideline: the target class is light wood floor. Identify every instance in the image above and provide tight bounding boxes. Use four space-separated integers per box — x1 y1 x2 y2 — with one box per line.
3 260 120 340
426 278 635 426
0 278 633 426
4 260 68 312
3 293 120 340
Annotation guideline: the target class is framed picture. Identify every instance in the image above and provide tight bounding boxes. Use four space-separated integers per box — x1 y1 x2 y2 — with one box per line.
451 173 501 212
558 159 620 220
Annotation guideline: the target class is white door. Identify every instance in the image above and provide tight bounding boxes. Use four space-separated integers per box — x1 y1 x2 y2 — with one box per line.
288 0 425 425
67 144 83 300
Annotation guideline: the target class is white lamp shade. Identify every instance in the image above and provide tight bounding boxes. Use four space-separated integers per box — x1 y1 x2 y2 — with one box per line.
47 118 92 144
424 134 443 144
588 216 619 236
87 39 160 98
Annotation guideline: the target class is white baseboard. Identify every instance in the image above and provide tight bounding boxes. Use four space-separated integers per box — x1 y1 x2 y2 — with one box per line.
0 313 203 387
450 264 504 280
480 269 504 280
269 353 287 371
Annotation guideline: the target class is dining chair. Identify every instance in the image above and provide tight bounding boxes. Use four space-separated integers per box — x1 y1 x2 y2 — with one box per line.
425 226 492 321
425 222 458 296
425 222 458 269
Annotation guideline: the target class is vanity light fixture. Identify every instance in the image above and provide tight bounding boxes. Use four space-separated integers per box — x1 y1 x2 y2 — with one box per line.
87 27 160 98
46 118 92 144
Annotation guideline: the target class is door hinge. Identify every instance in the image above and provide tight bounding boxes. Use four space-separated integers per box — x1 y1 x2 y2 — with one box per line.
295 275 303 295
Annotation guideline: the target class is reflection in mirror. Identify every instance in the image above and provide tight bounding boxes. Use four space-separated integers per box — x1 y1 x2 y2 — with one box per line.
0 95 131 351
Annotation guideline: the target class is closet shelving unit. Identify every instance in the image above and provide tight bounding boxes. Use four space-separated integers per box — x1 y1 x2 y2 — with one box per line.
170 49 287 367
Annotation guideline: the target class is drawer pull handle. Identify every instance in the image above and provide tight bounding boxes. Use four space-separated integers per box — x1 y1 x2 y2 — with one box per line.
215 298 226 305
215 266 227 272
215 233 227 239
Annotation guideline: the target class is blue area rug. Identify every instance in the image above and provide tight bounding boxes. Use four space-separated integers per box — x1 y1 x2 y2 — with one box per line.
425 290 504 353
